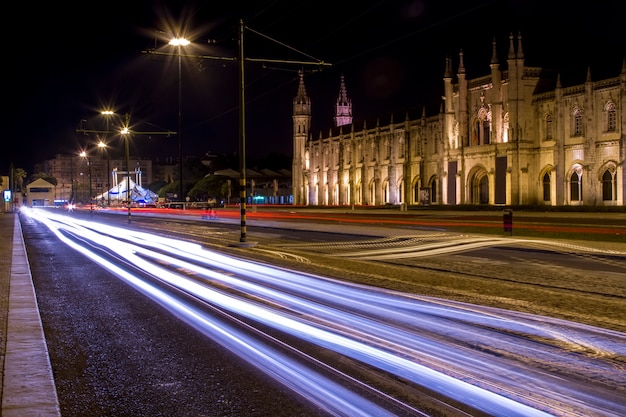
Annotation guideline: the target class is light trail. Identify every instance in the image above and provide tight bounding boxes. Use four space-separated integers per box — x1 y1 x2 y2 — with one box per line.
22 207 626 417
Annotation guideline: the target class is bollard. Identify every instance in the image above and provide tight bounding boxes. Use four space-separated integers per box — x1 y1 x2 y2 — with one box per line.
503 209 513 235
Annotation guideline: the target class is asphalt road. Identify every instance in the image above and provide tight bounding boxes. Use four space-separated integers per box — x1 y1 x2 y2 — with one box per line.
19 207 626 416
21 213 330 417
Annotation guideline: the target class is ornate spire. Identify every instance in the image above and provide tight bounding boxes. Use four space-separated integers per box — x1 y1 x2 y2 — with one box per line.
491 38 498 65
444 55 453 78
458 49 465 74
516 32 524 59
334 74 352 127
294 69 309 106
508 33 516 60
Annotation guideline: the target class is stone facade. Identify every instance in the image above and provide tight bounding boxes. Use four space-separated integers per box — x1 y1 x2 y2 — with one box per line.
293 34 625 207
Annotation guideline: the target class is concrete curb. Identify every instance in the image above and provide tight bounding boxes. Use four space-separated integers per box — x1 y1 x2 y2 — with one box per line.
2 213 60 417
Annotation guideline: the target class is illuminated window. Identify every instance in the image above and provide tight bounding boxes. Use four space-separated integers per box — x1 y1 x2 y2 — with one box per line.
474 107 491 145
572 108 583 136
605 102 617 132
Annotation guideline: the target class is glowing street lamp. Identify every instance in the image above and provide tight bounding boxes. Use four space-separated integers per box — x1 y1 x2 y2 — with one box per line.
97 140 111 206
79 150 93 212
100 110 115 207
169 36 190 203
121 124 132 223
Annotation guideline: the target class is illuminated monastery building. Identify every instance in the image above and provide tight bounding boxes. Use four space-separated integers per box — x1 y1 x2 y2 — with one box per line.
292 33 625 207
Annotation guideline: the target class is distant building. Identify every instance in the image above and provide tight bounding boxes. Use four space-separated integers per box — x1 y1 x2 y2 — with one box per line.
38 154 154 204
25 178 55 207
293 34 625 207
213 168 292 205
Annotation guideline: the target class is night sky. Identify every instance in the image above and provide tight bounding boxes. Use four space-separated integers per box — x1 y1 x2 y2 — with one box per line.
5 0 625 175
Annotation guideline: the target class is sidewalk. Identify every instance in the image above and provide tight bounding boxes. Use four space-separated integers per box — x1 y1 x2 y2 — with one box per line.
0 212 60 416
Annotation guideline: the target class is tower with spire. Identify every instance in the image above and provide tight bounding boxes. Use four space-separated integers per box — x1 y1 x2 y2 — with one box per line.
334 74 352 127
292 69 311 205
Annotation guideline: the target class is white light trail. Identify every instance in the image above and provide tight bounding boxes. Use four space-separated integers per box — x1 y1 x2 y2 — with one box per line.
21 207 626 417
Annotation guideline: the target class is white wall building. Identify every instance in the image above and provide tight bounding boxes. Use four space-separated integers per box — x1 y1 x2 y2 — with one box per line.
293 34 625 207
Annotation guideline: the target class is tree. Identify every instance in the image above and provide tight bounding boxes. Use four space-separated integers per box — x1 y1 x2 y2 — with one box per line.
13 168 27 192
29 172 58 186
187 174 230 202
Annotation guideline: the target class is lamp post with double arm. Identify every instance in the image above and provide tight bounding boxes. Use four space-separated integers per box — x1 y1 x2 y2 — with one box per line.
100 110 114 206
142 22 329 244
169 36 189 203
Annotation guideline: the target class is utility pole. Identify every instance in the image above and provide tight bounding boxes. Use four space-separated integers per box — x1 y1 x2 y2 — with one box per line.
142 19 330 245
76 112 176 222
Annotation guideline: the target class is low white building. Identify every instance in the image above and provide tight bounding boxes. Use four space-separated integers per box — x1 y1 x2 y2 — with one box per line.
25 178 56 207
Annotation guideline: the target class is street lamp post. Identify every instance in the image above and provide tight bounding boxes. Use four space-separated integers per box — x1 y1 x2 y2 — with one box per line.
80 151 93 212
143 26 329 245
70 156 74 203
101 110 114 206
121 123 131 223
238 20 248 243
169 37 189 203
98 140 111 206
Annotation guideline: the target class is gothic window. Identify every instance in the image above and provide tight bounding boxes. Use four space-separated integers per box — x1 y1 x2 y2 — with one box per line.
383 180 389 203
324 146 329 169
545 113 553 140
542 172 551 201
502 112 509 143
434 133 439 153
602 169 615 201
605 101 617 132
570 171 582 201
385 138 391 160
474 107 491 145
430 178 437 203
371 139 377 162
572 107 583 136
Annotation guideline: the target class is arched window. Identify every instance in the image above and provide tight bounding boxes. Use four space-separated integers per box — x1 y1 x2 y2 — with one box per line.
475 107 491 145
545 113 553 140
570 171 582 201
572 108 583 136
502 112 509 143
602 170 615 201
605 101 617 132
542 172 551 201
470 171 489 204
430 178 437 203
